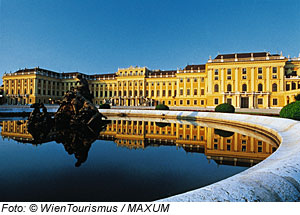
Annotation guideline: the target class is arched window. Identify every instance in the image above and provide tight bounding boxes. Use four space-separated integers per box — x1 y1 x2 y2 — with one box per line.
214 84 219 92
242 84 247 92
258 83 263 92
227 84 232 92
272 83 278 92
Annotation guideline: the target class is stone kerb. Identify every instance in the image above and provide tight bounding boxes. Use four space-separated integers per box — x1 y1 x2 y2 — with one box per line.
99 109 300 201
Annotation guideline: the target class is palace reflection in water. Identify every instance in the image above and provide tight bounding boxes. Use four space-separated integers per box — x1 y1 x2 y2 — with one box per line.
1 118 277 168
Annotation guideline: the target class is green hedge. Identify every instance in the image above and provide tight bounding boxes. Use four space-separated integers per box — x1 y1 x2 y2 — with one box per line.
99 103 111 109
279 101 300 120
155 104 169 110
214 129 234 137
215 103 235 113
295 94 300 101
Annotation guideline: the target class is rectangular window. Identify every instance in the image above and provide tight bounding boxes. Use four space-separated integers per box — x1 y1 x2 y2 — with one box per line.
242 145 246 152
258 147 262 152
214 98 219 105
187 78 190 82
180 79 183 83
227 98 232 105
187 100 190 105
168 90 172 97
242 76 247 79
227 76 231 80
273 98 278 106
187 89 190 95
227 145 231 151
258 75 263 79
180 100 183 105
201 89 204 95
214 69 219 75
258 141 262 146
214 144 218 150
258 98 263 105
157 90 160 96
227 139 231 143
227 69 231 75
273 67 277 73
214 76 219 80
180 89 183 96
194 100 197 105
272 75 277 79
194 89 197 95
201 100 204 105
242 68 247 74
258 68 263 74
194 78 197 82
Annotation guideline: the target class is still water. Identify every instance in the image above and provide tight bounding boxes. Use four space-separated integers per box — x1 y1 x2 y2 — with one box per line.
0 117 277 201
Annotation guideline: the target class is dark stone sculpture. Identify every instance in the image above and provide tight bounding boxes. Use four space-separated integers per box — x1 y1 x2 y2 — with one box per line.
26 74 109 166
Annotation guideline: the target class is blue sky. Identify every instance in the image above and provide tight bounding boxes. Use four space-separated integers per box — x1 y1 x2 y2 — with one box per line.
0 0 299 84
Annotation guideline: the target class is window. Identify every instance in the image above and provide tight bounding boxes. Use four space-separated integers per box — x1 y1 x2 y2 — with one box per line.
168 90 172 97
227 69 231 75
194 78 197 82
180 79 183 83
187 78 190 82
201 100 204 105
272 75 277 79
227 76 231 80
227 98 232 105
187 100 190 105
214 84 219 92
258 75 263 79
258 98 263 104
258 67 262 74
162 90 166 97
214 98 219 105
194 89 197 95
242 84 247 92
242 68 247 74
157 90 160 96
258 141 262 145
272 83 278 92
227 145 231 151
242 146 246 152
273 98 278 106
194 100 197 105
242 76 247 79
214 76 219 80
187 89 190 95
214 144 218 149
180 100 183 105
227 139 231 143
201 89 204 95
258 147 262 152
180 89 183 95
227 84 232 92
258 83 263 92
214 69 219 75
273 67 277 73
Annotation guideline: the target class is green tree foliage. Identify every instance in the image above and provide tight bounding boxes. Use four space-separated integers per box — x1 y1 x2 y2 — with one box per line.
294 94 300 101
279 101 300 120
155 104 169 110
99 103 111 109
215 103 235 113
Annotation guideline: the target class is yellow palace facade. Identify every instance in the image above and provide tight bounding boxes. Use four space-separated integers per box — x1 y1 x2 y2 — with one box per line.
2 52 300 109
1 119 277 167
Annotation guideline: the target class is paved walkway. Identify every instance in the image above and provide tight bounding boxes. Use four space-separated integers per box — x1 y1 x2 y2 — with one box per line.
112 106 280 114
0 104 280 114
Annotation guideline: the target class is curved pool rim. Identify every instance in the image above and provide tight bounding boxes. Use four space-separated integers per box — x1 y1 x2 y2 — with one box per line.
99 109 300 202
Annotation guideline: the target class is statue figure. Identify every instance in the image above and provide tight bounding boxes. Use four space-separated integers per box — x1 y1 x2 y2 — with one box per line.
27 72 108 164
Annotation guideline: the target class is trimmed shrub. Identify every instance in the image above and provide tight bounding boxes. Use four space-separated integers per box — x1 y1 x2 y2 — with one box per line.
155 104 169 110
215 103 235 113
279 101 300 120
99 103 111 109
295 94 300 101
155 122 171 128
214 129 234 137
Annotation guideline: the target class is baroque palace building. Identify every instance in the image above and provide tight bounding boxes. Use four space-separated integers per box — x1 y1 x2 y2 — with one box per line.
2 52 300 109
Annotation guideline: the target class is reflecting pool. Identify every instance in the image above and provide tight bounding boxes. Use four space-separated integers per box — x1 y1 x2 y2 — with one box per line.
0 117 278 201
